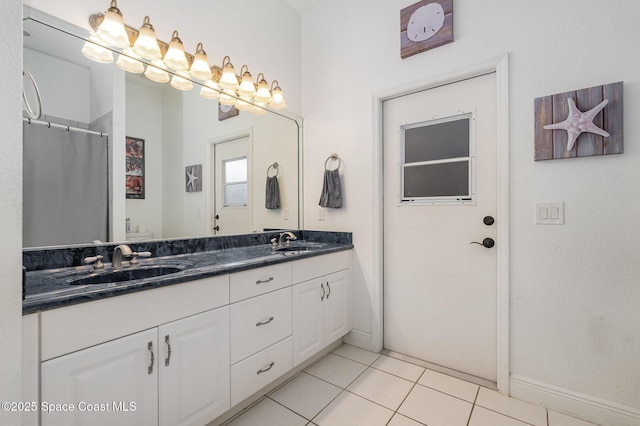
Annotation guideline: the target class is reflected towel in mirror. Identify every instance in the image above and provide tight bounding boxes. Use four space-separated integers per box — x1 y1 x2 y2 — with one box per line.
265 176 281 209
319 168 342 208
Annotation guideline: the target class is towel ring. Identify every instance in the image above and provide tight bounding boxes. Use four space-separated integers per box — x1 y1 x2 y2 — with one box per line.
324 153 342 171
267 162 279 177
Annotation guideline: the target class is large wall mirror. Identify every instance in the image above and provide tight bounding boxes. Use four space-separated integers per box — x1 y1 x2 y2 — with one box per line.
22 8 301 249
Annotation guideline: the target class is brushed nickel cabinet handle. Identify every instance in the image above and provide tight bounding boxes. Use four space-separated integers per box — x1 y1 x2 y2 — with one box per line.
257 362 275 375
148 341 155 375
165 335 172 366
256 317 275 327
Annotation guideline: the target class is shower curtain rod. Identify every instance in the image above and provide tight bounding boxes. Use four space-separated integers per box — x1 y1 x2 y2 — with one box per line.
22 117 108 138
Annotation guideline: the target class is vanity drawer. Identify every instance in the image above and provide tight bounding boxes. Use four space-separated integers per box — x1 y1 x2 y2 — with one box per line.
230 336 292 406
230 287 292 364
230 263 291 303
292 250 351 284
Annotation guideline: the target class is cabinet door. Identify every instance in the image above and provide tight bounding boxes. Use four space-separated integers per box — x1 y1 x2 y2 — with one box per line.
292 278 325 366
324 270 352 343
41 329 157 426
159 307 230 426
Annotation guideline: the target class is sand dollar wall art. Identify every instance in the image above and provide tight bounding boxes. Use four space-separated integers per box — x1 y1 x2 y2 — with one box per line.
534 82 623 161
401 0 453 59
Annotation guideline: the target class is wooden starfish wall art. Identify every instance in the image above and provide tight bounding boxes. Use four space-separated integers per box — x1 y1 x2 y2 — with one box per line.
185 164 202 192
534 82 623 161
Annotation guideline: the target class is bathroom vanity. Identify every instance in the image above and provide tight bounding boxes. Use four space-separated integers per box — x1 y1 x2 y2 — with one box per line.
22 231 352 426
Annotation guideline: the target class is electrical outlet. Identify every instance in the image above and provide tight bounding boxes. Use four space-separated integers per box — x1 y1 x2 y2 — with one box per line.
283 207 289 220
318 207 325 221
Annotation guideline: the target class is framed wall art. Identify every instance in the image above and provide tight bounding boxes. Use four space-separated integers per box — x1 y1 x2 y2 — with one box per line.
534 81 623 161
401 0 454 59
185 164 202 192
126 136 145 199
218 103 239 121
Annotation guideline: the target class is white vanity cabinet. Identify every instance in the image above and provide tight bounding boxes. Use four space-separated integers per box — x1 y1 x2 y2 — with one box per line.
292 252 352 366
229 263 294 405
39 275 230 426
28 248 352 425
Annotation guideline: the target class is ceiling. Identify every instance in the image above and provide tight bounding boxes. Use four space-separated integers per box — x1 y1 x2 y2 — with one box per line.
284 0 324 13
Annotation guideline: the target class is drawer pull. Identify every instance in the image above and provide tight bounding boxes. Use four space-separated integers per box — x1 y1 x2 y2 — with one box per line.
165 335 172 367
148 341 155 375
257 362 275 375
256 277 274 285
256 316 275 327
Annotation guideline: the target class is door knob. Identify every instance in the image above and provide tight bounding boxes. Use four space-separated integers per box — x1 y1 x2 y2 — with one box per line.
483 216 495 226
470 238 495 248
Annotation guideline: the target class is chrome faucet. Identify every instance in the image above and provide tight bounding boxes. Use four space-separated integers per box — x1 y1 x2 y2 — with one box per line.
278 231 297 247
112 244 132 269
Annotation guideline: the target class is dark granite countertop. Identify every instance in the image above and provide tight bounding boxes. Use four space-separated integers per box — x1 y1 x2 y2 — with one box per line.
23 230 352 314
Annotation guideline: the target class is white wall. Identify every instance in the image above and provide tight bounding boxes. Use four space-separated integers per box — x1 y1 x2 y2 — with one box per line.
301 0 640 423
0 0 23 424
23 48 90 122
125 80 166 238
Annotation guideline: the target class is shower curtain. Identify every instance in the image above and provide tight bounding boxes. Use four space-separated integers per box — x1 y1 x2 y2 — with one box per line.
23 122 108 247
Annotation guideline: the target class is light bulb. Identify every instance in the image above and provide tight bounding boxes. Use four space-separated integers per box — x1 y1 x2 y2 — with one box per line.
81 32 114 63
237 66 256 98
254 75 271 104
270 82 286 110
200 80 220 100
170 71 193 91
132 16 162 60
117 47 145 73
163 31 189 71
144 60 170 83
189 43 212 81
96 0 130 48
219 56 239 91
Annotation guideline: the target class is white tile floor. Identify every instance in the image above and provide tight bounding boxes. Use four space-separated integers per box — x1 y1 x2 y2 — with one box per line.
223 344 600 426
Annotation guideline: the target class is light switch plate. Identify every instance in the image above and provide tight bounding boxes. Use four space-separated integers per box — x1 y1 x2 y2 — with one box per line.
536 202 564 225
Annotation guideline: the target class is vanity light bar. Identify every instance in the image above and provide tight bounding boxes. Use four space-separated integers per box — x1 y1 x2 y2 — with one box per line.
86 5 286 112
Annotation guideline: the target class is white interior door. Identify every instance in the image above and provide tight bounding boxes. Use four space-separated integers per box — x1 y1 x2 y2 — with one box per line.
383 73 498 382
212 137 252 235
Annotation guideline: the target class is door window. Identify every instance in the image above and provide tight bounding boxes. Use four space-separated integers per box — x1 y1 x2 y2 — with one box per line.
223 157 247 206
401 112 475 204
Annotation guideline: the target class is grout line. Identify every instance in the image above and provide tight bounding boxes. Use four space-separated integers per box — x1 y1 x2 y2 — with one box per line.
466 386 481 426
266 395 313 422
309 389 346 424
329 350 378 367
369 363 425 383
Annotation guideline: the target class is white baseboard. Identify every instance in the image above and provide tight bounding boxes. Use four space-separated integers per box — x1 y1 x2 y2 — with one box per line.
343 329 372 352
510 375 640 426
